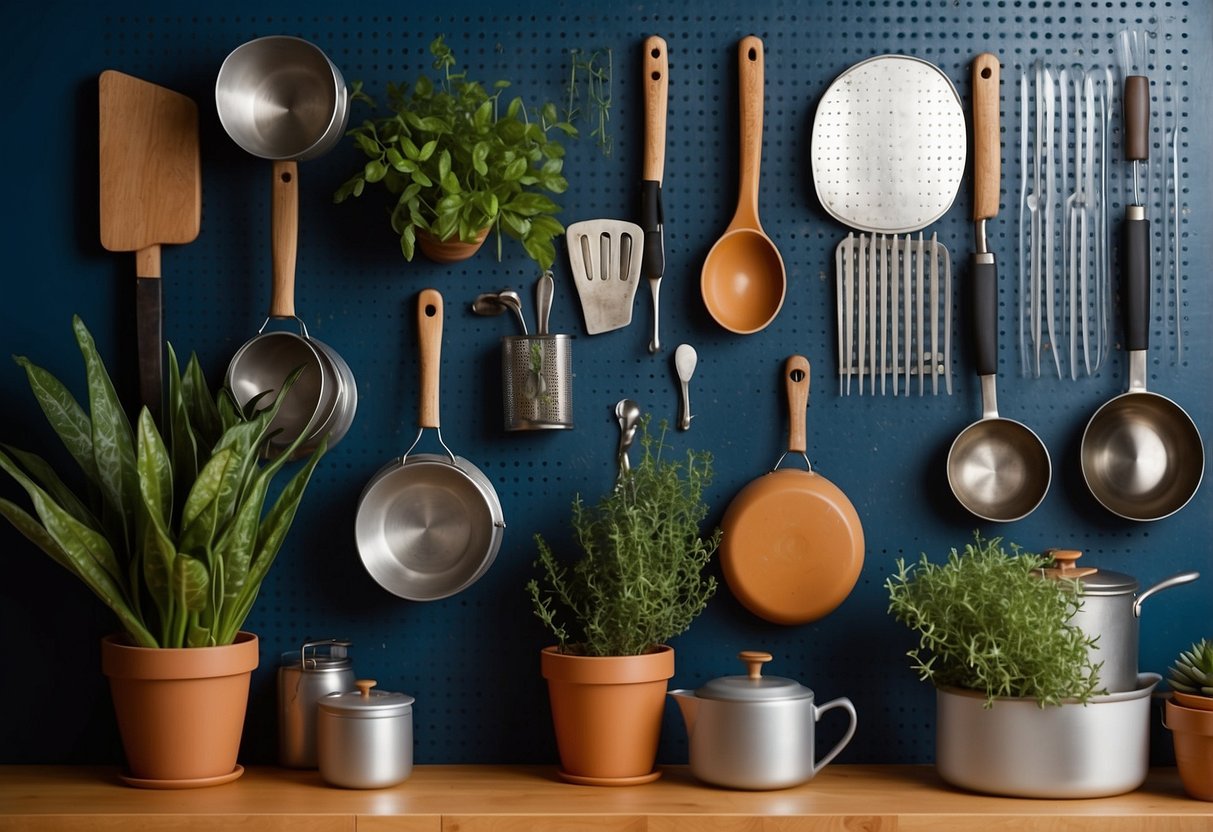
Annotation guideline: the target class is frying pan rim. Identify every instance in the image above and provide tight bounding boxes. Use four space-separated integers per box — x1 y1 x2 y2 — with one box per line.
1079 389 1205 521
720 467 865 625
946 414 1053 523
354 452 505 601
810 52 967 234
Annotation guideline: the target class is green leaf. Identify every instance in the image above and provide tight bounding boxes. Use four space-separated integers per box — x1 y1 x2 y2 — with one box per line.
440 171 461 195
417 139 438 161
529 214 565 239
12 355 99 486
166 346 199 495
135 409 173 534
411 170 434 188
179 448 236 558
364 159 388 183
181 350 221 450
438 149 452 182
506 97 522 119
1 445 98 531
417 116 450 133
504 192 559 217
473 192 499 220
386 148 406 170
499 210 529 236
354 133 382 156
401 136 421 160
502 157 528 181
473 99 493 129
173 554 209 614
400 224 417 260
523 235 557 271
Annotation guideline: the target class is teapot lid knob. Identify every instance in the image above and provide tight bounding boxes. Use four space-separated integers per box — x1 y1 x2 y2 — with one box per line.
355 679 377 698
738 651 773 680
1042 549 1098 580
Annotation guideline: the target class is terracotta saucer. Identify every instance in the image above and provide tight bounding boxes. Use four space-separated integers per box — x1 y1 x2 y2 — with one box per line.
120 764 244 789
558 768 662 786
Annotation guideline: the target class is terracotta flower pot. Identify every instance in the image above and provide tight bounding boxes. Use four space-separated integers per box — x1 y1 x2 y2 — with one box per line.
540 645 674 785
416 226 490 263
101 632 259 788
1165 698 1213 801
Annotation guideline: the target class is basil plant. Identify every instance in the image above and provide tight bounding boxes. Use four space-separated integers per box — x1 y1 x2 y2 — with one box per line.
0 317 325 648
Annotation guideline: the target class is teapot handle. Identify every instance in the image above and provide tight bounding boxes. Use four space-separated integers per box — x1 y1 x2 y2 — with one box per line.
812 696 857 775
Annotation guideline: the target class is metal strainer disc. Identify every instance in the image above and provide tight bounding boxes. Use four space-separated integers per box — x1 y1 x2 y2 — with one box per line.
811 55 967 234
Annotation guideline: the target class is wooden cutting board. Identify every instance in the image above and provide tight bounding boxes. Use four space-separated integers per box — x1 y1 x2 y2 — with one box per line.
98 69 201 420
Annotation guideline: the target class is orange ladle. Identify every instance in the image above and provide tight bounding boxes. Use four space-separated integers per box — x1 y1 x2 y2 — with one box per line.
701 36 786 334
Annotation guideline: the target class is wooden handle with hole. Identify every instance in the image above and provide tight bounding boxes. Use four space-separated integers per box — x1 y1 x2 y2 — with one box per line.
643 36 668 183
417 289 443 429
270 160 298 318
971 53 1001 222
734 36 765 230
785 355 809 455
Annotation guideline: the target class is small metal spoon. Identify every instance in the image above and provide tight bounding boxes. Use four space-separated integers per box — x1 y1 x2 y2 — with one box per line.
674 344 698 430
471 293 506 317
614 398 641 478
497 290 528 335
535 270 554 336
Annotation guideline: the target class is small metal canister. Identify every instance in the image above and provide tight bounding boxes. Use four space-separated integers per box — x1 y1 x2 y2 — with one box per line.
502 334 574 430
317 679 415 789
278 639 355 768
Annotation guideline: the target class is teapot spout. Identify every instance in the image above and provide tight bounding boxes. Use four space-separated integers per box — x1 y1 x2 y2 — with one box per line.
668 689 698 734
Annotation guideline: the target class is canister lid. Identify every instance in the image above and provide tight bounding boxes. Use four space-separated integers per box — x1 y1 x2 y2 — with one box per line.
695 651 814 702
280 638 353 671
319 680 415 718
1040 550 1138 595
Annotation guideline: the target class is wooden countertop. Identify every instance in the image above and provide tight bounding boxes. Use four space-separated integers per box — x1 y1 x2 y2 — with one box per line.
1 764 1211 831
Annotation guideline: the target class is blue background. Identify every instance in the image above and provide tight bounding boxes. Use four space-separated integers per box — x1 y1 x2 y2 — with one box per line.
0 0 1207 769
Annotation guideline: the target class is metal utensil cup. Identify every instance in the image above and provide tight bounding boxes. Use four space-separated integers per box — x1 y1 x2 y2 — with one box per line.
502 334 573 431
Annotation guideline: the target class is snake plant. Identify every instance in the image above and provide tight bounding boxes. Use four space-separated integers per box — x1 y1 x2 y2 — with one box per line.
1169 639 1213 696
0 316 326 648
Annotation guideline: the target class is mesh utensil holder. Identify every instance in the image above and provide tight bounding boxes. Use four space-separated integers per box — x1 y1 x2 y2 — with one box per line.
502 334 574 431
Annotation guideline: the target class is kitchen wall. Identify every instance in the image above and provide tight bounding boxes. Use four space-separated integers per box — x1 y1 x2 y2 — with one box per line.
1 0 1207 767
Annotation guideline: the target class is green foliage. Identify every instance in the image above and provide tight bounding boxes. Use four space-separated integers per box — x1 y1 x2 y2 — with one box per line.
0 316 326 648
885 533 1103 707
564 47 613 157
334 35 576 270
1168 639 1213 696
527 419 719 657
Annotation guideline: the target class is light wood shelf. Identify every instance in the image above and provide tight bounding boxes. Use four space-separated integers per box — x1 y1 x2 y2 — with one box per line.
2 765 1211 831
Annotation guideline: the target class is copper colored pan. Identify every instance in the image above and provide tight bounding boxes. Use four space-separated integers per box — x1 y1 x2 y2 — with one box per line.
720 356 864 625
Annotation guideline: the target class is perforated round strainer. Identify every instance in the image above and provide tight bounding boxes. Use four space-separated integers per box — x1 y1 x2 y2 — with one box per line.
811 55 967 234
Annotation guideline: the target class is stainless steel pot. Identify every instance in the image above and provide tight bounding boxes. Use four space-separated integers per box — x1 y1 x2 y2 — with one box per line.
1041 550 1199 692
669 651 857 790
277 639 355 768
936 673 1160 798
317 679 414 789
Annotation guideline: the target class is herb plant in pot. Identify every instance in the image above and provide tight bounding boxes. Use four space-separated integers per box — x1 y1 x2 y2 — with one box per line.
0 318 326 787
886 534 1160 799
527 419 719 785
334 36 575 269
1164 639 1213 800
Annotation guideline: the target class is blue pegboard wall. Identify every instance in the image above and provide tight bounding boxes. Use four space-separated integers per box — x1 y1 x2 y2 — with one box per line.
0 0 1208 768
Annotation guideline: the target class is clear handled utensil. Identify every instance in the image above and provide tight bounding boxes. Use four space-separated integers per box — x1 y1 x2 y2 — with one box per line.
674 344 697 430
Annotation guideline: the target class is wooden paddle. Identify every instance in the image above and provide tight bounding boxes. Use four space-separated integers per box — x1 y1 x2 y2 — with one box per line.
99 70 201 423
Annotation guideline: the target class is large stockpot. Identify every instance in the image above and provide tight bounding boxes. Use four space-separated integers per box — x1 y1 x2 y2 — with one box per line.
936 673 1160 798
669 651 857 790
317 679 414 789
1040 550 1198 693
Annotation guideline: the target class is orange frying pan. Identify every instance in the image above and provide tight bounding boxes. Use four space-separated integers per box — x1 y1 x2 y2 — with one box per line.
720 356 864 625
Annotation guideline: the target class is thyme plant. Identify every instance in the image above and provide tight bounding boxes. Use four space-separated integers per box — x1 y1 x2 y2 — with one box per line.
527 419 719 656
886 533 1102 707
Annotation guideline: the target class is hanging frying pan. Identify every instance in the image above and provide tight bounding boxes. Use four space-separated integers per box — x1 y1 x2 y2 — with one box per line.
720 356 864 625
355 289 506 600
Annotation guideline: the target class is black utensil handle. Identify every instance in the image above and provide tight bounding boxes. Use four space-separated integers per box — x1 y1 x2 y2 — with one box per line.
136 276 162 423
1123 213 1150 352
971 255 998 377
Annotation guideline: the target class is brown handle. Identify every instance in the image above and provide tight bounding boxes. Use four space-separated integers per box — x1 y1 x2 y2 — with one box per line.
1040 549 1098 580
643 36 668 183
1123 75 1149 163
732 36 765 230
135 246 162 279
270 160 298 317
785 355 810 455
417 288 443 429
971 53 1001 222
355 679 377 699
739 650 772 680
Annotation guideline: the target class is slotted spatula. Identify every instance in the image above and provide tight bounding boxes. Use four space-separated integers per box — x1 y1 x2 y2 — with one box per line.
99 70 201 422
565 219 645 334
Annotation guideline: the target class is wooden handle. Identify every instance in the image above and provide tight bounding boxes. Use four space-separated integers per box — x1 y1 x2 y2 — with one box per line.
971 53 1001 222
355 680 377 699
1123 75 1149 162
734 36 765 230
784 355 809 455
417 288 443 429
739 651 772 680
1040 549 1098 580
270 160 298 317
643 36 669 183
135 246 161 278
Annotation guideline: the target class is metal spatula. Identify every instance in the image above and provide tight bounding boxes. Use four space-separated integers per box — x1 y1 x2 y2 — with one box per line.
565 219 645 334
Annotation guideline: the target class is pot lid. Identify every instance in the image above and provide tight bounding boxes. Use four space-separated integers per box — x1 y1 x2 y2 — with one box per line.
318 680 414 718
280 638 353 671
1039 550 1138 595
695 651 813 702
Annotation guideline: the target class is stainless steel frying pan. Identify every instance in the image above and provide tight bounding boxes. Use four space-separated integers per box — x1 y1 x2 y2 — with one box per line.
355 289 505 600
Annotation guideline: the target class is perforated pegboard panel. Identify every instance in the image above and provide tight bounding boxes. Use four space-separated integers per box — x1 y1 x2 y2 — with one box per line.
1 0 1208 770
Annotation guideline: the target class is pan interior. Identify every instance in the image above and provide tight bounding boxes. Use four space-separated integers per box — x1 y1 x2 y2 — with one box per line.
811 54 966 234
720 470 864 626
227 332 331 448
1081 393 1204 521
356 459 499 600
947 418 1051 522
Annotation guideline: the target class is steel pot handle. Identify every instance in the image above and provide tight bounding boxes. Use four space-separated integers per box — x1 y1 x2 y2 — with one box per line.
1134 571 1200 618
811 696 857 775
